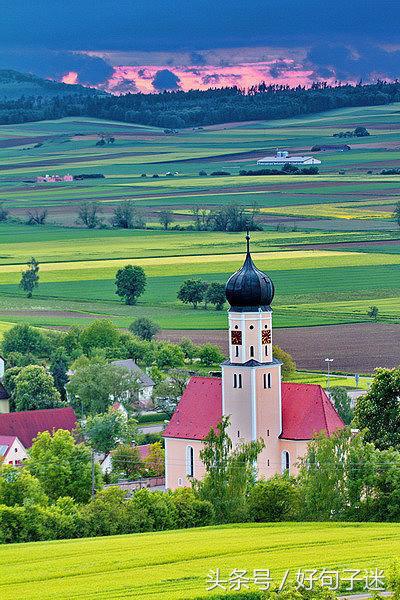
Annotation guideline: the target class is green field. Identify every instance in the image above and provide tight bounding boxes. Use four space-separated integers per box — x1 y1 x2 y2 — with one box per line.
0 522 398 599
0 105 399 334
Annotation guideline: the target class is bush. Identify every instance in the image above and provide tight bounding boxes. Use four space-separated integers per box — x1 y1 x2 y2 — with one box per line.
81 487 129 537
170 488 214 528
137 412 169 423
248 476 299 522
198 343 224 366
129 488 177 531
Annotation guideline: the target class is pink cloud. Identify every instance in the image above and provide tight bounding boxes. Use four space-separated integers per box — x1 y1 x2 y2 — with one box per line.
61 71 79 84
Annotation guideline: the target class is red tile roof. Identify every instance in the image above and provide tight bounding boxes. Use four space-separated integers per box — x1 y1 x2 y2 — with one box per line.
0 407 77 448
280 382 343 440
0 435 18 455
163 377 343 441
164 377 222 440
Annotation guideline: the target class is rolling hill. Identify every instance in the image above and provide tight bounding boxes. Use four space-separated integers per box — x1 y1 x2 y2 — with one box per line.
0 70 104 99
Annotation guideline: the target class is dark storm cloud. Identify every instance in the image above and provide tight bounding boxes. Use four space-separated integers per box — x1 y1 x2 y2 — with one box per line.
152 69 181 91
110 78 138 94
269 61 289 79
307 44 400 80
0 49 113 85
2 0 400 52
202 73 241 85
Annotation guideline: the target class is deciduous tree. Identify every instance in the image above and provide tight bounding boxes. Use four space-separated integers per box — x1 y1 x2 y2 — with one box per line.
14 364 62 411
115 265 146 305
20 257 39 298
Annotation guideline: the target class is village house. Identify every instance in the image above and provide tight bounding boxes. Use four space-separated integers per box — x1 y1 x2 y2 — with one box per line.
0 435 27 465
0 407 77 458
111 359 155 408
257 150 321 166
163 235 343 490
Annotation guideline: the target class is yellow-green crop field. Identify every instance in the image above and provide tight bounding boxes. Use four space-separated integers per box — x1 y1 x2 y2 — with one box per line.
0 522 399 600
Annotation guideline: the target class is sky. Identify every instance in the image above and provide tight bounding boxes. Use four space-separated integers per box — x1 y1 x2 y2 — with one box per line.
1 1 400 93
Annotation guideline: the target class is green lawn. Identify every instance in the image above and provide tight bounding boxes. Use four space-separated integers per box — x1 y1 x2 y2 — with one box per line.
0 522 398 599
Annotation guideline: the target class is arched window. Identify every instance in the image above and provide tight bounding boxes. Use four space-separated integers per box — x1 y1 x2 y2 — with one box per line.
186 445 194 478
281 451 290 474
235 346 239 358
250 345 254 357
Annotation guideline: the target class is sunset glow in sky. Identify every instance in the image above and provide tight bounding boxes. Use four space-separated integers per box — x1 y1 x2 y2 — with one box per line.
2 1 400 94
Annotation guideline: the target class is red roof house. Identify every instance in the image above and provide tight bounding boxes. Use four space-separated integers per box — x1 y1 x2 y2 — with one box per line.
0 407 77 448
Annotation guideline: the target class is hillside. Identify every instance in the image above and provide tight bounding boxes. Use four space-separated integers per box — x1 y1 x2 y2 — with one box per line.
0 70 104 99
0 522 399 599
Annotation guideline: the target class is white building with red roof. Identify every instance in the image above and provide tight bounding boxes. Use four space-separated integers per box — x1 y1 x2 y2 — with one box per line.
0 435 27 465
163 234 343 489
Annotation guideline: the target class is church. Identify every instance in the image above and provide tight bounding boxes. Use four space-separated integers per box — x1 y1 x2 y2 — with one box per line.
163 234 343 490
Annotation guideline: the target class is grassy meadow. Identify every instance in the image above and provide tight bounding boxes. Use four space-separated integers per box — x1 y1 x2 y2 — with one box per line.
0 104 398 336
0 522 398 599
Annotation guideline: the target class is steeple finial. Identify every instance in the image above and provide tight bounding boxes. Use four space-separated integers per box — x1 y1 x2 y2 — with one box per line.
246 229 250 255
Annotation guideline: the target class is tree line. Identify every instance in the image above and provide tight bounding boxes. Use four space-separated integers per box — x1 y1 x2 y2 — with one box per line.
2 80 400 128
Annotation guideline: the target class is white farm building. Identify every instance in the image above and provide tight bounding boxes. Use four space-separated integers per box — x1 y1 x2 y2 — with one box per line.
257 150 321 166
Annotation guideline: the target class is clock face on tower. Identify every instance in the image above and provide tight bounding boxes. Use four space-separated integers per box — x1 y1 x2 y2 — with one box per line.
231 330 242 345
262 329 271 345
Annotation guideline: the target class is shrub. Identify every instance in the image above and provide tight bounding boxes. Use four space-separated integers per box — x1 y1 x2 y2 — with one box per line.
272 345 296 378
248 475 299 522
129 317 160 341
129 488 178 531
81 487 129 537
170 488 214 528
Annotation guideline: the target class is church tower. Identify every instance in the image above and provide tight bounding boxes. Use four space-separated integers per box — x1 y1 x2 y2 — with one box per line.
222 233 282 478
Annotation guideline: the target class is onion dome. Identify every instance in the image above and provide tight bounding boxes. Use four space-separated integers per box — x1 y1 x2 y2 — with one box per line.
225 232 275 311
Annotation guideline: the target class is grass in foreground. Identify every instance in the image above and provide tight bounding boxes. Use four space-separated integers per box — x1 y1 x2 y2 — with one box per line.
0 522 398 600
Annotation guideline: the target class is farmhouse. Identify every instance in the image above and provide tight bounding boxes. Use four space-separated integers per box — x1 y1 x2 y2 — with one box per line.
0 435 27 465
256 150 321 166
164 235 343 489
36 174 73 183
111 359 155 407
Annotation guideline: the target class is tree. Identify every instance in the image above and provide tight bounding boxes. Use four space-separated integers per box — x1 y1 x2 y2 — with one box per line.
205 282 226 310
297 428 377 521
50 349 69 400
129 317 160 341
354 126 370 137
14 365 62 411
80 319 120 355
77 201 103 229
177 279 207 309
272 345 296 378
20 257 39 298
159 210 174 230
28 429 100 502
143 442 165 476
115 265 146 305
111 444 142 479
193 417 264 523
82 410 138 456
0 203 8 222
353 367 400 450
0 464 47 507
368 305 379 320
2 324 49 357
329 386 353 425
197 343 224 366
26 208 47 225
111 201 145 229
155 343 185 369
248 475 299 522
153 369 189 417
393 201 400 227
67 358 140 416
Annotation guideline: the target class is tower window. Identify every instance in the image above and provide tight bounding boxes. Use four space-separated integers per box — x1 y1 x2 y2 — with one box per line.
235 346 239 357
265 346 268 356
233 374 237 388
281 451 290 474
250 345 254 357
237 430 240 438
238 374 242 388
186 446 194 478
267 459 270 467
249 325 254 330
263 373 271 389
267 429 270 437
